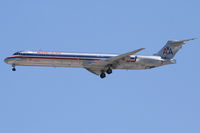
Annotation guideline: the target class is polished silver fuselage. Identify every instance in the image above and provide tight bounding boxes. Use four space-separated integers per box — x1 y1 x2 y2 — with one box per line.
4 38 195 78
4 51 175 70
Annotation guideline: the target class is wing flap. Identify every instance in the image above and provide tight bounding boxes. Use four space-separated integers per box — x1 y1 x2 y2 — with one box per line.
85 67 101 75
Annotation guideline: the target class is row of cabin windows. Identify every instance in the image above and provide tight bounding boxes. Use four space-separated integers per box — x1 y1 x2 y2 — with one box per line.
13 53 135 60
13 53 114 59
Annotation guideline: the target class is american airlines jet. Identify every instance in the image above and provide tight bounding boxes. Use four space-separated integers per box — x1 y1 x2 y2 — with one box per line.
4 38 195 78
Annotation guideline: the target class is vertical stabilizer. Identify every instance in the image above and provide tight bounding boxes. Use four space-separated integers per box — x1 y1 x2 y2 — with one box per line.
154 38 196 59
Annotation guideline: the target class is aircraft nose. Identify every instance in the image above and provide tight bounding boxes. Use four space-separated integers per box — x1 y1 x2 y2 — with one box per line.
4 57 9 64
4 56 15 64
4 56 19 65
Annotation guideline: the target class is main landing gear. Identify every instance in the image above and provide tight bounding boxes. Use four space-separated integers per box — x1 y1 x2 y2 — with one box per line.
12 65 16 71
100 67 113 79
106 68 112 74
100 72 106 79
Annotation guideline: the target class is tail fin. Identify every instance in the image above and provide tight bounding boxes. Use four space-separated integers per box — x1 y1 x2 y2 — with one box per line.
154 38 196 59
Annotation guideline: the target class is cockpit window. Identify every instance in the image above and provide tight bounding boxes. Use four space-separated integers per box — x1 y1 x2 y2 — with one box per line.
13 52 20 55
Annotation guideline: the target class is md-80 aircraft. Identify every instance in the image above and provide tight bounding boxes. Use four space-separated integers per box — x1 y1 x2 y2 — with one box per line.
4 38 195 78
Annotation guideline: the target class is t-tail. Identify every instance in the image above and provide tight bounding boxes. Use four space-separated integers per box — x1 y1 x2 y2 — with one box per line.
154 38 196 59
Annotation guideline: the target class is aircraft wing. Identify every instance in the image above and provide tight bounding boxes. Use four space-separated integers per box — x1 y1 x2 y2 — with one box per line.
84 48 145 75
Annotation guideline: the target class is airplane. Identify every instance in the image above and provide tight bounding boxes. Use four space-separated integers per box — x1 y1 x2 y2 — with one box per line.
4 38 196 78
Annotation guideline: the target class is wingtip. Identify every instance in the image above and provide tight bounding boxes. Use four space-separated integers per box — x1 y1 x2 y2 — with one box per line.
135 48 145 52
139 48 145 50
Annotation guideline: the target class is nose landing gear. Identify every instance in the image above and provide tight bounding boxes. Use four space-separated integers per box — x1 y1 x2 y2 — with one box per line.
12 65 16 71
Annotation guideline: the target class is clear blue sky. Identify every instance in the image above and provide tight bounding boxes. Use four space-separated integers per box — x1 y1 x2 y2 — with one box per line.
1 0 200 133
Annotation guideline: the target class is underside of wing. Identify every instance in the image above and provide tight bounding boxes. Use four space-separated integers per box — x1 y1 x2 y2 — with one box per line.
85 67 102 75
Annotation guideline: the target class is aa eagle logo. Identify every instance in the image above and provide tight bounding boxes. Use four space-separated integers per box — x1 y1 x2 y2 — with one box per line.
163 46 173 55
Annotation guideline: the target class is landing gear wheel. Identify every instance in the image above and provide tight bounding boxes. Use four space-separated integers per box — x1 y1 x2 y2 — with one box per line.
12 67 16 71
100 73 106 79
106 68 112 74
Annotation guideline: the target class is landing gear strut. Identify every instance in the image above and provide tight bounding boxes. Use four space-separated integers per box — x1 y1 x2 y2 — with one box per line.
12 65 16 71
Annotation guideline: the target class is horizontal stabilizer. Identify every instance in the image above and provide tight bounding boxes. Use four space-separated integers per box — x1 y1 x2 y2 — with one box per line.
168 38 197 45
